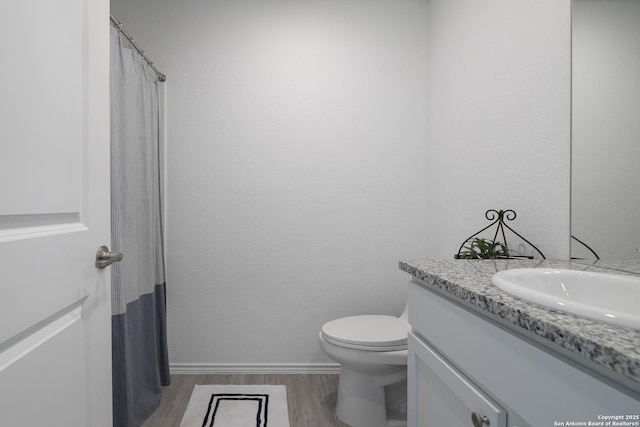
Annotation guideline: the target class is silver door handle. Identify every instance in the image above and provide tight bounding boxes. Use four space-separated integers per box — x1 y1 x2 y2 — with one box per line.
95 246 123 269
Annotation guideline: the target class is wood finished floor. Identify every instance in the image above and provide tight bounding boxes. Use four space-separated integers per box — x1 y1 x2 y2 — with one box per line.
141 373 351 427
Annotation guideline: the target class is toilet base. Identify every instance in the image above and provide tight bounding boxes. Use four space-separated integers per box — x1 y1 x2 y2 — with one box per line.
335 365 407 427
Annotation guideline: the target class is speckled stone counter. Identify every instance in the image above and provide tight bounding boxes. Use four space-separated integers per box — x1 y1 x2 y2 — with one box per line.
399 259 640 391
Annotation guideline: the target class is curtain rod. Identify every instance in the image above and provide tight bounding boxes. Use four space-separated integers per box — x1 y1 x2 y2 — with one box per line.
110 14 166 82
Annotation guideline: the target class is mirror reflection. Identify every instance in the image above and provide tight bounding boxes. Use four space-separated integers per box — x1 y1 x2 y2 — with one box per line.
571 0 640 259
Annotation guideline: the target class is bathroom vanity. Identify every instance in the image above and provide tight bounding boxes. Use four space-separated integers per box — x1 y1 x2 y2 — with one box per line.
400 259 640 427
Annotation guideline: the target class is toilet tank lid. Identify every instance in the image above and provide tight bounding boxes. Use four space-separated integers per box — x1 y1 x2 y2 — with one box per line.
321 315 409 348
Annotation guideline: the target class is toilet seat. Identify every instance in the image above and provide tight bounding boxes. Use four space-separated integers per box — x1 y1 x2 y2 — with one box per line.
321 315 409 352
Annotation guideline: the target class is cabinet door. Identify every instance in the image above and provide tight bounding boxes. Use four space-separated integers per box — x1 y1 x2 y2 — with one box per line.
408 332 506 427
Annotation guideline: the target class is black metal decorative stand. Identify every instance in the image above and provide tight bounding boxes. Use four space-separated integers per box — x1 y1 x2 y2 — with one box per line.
455 209 546 259
570 235 600 260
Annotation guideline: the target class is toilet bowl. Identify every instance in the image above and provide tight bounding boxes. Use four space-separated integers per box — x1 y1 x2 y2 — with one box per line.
319 306 409 427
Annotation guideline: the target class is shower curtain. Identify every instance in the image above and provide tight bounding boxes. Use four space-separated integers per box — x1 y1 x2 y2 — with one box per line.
110 25 170 427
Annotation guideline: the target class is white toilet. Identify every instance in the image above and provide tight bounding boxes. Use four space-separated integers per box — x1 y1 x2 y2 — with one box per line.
318 304 409 427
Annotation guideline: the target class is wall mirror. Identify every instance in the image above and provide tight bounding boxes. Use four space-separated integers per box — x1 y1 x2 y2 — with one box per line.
571 0 640 259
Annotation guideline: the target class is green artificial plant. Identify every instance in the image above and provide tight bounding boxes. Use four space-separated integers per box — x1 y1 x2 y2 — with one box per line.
455 238 509 259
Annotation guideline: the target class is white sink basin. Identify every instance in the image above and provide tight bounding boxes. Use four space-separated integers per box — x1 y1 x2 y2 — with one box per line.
491 268 640 330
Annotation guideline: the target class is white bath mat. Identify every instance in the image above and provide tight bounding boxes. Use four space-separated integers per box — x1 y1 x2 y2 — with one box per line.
179 384 290 427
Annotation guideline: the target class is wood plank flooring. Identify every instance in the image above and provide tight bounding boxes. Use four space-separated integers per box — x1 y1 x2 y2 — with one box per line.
141 373 351 427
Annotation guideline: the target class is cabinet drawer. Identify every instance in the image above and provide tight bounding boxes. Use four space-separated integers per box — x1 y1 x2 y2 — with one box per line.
408 332 506 427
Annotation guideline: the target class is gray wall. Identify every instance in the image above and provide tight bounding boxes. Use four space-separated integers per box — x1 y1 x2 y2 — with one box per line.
424 0 571 259
111 0 430 369
110 0 572 369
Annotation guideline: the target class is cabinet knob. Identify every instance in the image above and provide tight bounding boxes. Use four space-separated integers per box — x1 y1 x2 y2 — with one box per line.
471 412 490 427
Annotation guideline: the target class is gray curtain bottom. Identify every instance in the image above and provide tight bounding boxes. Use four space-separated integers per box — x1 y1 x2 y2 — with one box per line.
112 283 170 427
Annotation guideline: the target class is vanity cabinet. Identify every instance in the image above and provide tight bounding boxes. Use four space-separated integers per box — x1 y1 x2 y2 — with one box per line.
407 278 639 427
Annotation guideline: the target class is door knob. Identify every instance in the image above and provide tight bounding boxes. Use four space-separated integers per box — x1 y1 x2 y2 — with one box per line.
95 246 123 269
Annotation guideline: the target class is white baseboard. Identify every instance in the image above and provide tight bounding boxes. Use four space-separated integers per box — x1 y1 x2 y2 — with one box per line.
170 362 341 375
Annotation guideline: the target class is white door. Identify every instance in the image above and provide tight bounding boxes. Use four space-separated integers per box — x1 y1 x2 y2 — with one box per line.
0 1 112 426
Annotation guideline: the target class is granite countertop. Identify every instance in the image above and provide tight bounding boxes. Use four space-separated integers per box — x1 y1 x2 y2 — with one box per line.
399 259 640 389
